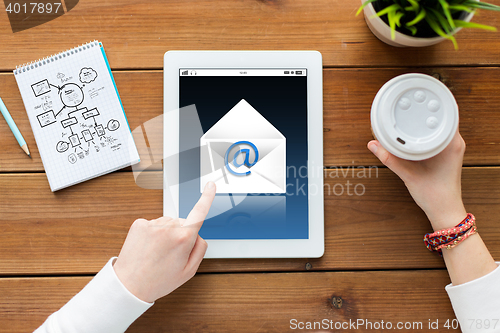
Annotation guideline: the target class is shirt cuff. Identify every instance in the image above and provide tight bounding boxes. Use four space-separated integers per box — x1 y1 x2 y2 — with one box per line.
445 262 500 333
42 257 153 333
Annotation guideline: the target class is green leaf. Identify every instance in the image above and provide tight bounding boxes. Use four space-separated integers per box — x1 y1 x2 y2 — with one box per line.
448 5 473 13
454 19 498 31
385 10 405 40
370 4 402 19
429 8 453 35
394 11 404 27
463 1 500 12
405 24 418 35
388 10 397 40
406 8 426 26
426 15 458 50
356 0 377 17
438 0 456 29
406 0 419 11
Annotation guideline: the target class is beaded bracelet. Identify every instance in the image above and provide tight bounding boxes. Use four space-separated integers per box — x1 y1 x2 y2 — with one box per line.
433 226 477 252
423 213 475 247
423 213 476 253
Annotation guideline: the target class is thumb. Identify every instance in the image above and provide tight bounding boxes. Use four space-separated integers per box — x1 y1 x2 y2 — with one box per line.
367 140 413 178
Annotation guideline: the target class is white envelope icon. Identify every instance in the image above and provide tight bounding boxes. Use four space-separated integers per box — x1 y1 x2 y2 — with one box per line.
200 99 286 193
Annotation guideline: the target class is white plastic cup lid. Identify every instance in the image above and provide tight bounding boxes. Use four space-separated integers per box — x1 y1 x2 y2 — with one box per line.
371 73 459 161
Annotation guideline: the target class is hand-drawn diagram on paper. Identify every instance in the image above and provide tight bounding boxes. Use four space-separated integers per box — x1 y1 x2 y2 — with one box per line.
30 67 123 164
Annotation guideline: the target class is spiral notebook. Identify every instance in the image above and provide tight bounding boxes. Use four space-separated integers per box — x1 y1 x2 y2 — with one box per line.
14 41 140 191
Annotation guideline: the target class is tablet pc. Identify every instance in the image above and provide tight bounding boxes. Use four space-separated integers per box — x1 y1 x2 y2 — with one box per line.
163 51 324 258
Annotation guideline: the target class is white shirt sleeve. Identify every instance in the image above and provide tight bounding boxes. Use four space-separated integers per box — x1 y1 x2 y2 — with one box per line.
446 262 500 333
34 257 153 333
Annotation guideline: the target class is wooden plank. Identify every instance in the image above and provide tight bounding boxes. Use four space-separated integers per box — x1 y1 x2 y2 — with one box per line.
0 172 161 275
1 0 500 70
0 168 499 275
0 270 460 333
2 67 500 172
324 67 500 167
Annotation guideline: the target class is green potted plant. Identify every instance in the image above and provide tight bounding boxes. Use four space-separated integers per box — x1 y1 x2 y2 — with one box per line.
357 0 500 49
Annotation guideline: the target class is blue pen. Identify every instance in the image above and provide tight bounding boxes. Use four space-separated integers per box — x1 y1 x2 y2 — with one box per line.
0 97 30 157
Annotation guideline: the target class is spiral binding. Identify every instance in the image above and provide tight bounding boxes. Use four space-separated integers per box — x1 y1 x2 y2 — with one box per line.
14 40 100 75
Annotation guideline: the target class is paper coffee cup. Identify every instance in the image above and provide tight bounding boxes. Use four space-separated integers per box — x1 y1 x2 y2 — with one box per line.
371 73 459 161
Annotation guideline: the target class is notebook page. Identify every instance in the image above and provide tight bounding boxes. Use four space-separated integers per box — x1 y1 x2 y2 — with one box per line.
14 41 140 191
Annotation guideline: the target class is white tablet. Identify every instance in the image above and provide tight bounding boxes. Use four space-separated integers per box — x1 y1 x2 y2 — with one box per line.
163 51 324 258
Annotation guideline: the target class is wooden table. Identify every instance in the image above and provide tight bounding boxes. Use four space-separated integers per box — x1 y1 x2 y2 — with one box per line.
1 1 500 332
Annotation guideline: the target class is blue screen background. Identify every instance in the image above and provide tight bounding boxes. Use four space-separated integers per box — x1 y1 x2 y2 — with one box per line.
179 74 309 239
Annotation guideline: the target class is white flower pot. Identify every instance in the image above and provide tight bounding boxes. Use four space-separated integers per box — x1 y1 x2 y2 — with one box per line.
361 0 476 47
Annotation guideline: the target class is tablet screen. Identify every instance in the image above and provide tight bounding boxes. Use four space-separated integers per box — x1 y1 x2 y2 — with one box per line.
179 69 308 239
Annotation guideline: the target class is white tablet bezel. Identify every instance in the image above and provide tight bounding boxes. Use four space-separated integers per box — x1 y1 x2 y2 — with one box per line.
164 51 324 258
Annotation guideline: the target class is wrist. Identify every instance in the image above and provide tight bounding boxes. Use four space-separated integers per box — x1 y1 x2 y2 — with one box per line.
427 205 467 231
113 259 155 303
